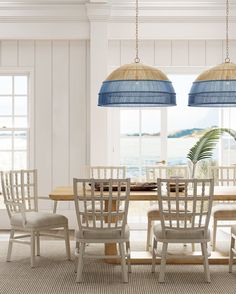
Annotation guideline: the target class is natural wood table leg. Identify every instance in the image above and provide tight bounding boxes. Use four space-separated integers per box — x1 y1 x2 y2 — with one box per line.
105 243 120 264
105 199 120 264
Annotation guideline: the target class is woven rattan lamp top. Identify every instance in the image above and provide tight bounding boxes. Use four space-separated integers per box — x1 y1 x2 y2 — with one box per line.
106 63 169 81
196 62 236 81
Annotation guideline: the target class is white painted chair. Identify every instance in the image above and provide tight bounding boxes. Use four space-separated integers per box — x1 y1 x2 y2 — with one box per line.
73 178 131 283
89 166 126 179
145 165 189 251
53 166 126 213
209 166 236 251
152 178 214 283
1 169 71 267
229 225 236 273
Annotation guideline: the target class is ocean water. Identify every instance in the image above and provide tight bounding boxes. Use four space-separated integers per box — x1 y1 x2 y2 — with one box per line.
120 136 198 178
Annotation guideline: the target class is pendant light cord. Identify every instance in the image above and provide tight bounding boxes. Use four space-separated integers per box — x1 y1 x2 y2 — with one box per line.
225 0 230 63
134 0 140 63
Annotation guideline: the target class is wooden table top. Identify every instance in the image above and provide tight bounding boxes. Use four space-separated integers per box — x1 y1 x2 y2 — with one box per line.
49 185 236 202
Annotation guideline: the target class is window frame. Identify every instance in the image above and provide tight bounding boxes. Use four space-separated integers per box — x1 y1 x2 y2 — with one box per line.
0 68 34 213
108 66 233 178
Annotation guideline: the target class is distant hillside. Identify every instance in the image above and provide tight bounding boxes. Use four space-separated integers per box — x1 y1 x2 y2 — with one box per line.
168 128 204 138
122 126 219 138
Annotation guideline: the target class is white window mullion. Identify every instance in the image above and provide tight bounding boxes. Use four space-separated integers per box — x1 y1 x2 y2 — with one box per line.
161 108 168 164
0 74 29 171
139 109 142 180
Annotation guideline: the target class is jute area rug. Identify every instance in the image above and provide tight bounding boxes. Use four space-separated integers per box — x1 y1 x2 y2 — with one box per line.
0 241 235 294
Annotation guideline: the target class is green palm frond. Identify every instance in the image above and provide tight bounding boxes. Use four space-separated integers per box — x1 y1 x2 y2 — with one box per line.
187 128 236 165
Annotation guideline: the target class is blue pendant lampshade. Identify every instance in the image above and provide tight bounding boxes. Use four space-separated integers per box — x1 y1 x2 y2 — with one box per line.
98 62 176 107
189 0 236 107
188 62 236 107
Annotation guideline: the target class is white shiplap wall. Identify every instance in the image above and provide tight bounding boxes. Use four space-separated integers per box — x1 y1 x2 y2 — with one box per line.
0 40 89 211
108 39 236 68
1 38 236 215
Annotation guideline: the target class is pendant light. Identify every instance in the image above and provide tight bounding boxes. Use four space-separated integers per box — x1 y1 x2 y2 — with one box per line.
188 0 236 107
98 0 176 107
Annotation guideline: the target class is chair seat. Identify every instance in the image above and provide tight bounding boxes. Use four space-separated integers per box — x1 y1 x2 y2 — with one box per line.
75 224 130 241
11 211 68 228
153 224 210 241
212 204 236 218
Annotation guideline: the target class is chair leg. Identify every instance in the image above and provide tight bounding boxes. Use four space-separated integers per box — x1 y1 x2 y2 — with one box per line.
158 242 168 283
76 242 85 283
74 242 80 273
64 225 71 260
30 231 36 268
229 235 235 273
6 229 15 262
119 242 128 283
125 241 131 273
212 219 217 251
151 238 157 273
146 219 152 251
36 232 40 256
201 242 211 283
53 201 58 213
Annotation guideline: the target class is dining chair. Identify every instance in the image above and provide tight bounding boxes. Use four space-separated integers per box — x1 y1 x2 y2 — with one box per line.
1 169 71 267
73 178 131 283
52 166 126 213
152 178 214 283
145 165 189 251
229 224 236 273
89 166 126 179
209 166 236 251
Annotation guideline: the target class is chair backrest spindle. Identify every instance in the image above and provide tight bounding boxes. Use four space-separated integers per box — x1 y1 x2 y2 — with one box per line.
157 178 214 239
1 170 38 220
73 178 130 237
89 166 126 179
146 165 189 182
209 166 236 186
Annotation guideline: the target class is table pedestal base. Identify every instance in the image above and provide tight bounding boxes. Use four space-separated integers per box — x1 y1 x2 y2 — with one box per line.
105 243 120 264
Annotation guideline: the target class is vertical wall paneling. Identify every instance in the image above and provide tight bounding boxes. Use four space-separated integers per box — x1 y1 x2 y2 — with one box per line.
18 41 35 67
52 41 69 192
86 41 90 168
1 41 18 66
35 41 52 209
171 40 189 66
108 40 121 67
120 40 135 64
154 40 172 66
69 40 87 182
18 40 35 177
89 21 109 166
206 40 223 65
228 40 236 61
139 40 155 65
188 40 206 66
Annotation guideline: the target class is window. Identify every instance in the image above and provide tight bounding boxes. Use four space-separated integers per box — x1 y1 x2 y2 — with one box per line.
167 74 219 167
220 108 236 165
0 75 29 170
120 74 221 179
120 109 161 179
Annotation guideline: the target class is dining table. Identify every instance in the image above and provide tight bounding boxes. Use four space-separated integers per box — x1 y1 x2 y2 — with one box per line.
49 185 236 264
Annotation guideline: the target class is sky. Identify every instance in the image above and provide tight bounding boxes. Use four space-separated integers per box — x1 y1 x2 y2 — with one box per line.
120 74 219 134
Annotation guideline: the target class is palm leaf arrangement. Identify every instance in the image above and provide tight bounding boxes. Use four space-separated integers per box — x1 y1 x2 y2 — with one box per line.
187 128 236 178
